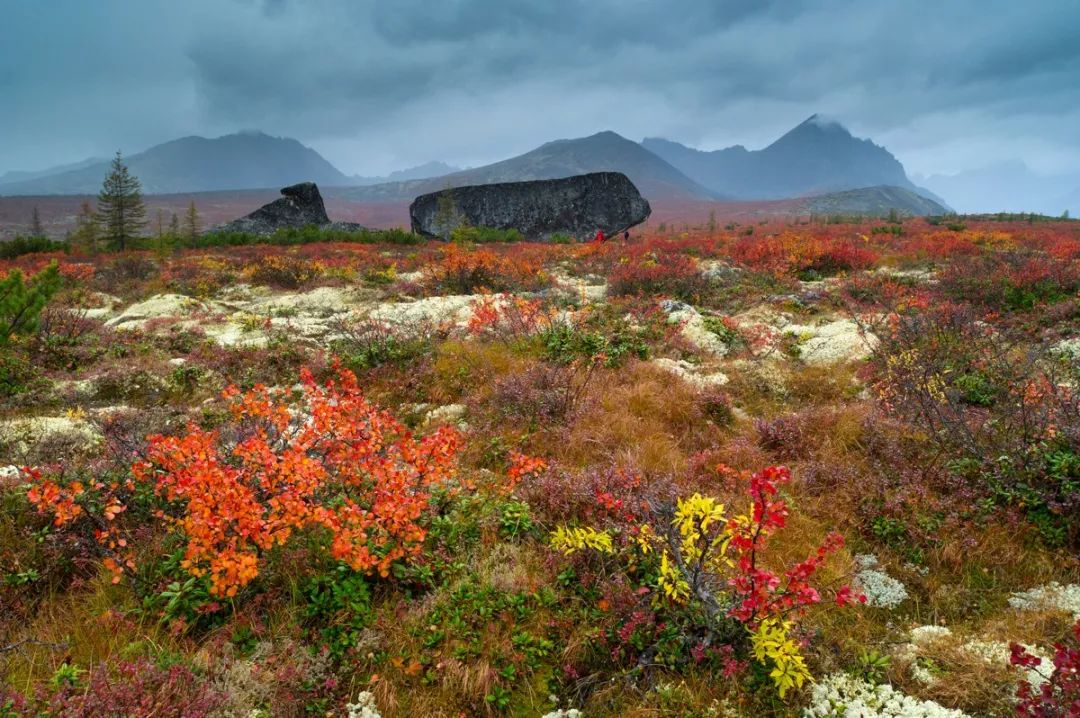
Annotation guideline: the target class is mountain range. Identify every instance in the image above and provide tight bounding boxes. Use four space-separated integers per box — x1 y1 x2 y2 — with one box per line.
0 156 108 186
350 161 464 186
0 132 350 195
334 130 718 203
642 115 946 206
0 118 962 216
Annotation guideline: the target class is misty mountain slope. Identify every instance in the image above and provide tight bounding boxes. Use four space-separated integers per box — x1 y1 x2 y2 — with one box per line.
0 156 107 185
334 131 718 203
801 185 948 216
643 115 930 202
0 132 349 196
350 161 463 186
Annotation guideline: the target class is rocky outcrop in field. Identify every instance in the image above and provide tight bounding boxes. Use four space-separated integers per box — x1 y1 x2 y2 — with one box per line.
409 172 650 240
215 182 365 235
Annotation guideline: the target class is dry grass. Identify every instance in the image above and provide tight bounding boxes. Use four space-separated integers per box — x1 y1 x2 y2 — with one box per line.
722 359 791 417
541 360 721 474
3 569 180 692
430 338 528 404
980 606 1080 647
889 633 1019 717
5 228 1080 716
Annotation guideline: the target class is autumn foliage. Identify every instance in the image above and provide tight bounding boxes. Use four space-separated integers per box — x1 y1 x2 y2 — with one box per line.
7 214 1080 715
1010 621 1080 716
28 366 462 597
548 464 858 698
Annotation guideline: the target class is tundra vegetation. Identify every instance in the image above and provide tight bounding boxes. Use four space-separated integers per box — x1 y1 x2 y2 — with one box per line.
0 213 1078 717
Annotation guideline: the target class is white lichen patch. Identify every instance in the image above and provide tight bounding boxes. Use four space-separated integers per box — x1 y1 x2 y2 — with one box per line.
648 357 729 389
854 554 909 609
783 319 878 366
1008 582 1080 620
961 639 1051 691
346 691 382 718
893 625 1053 692
803 673 969 717
660 300 731 356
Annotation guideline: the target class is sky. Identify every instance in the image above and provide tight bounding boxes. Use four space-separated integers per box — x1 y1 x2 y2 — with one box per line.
2 0 1079 178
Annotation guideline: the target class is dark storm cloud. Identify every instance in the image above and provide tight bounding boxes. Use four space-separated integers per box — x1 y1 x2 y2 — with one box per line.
1 0 1078 176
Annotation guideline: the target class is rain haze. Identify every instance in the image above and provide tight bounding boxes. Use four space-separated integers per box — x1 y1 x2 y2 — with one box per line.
2 0 1079 182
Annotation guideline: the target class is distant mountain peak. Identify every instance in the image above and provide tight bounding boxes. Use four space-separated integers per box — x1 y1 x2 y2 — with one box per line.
0 131 348 195
545 130 632 148
773 114 857 147
339 129 718 203
801 113 847 131
642 116 930 203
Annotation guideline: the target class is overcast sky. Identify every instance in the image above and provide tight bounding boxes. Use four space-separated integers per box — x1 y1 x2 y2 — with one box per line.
2 0 1079 178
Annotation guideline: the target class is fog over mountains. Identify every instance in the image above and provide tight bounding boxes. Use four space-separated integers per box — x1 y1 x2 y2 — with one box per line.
643 115 941 202
914 160 1080 216
335 130 717 203
0 132 348 195
1 116 1076 215
350 161 464 187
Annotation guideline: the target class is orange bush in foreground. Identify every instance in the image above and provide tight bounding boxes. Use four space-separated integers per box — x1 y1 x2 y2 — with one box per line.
30 366 462 597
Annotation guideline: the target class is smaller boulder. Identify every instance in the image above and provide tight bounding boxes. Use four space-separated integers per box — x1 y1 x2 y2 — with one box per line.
784 319 878 366
424 403 467 429
660 301 730 356
649 358 728 390
106 293 208 329
215 182 367 236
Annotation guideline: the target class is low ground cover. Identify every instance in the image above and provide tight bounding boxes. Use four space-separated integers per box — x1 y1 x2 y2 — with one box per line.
2 215 1079 716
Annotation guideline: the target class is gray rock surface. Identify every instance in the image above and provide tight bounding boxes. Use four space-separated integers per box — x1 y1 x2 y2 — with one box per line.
409 172 650 240
215 182 367 236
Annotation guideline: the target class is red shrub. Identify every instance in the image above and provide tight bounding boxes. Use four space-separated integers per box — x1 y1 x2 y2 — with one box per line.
608 248 708 301
1011 621 1080 717
34 658 224 718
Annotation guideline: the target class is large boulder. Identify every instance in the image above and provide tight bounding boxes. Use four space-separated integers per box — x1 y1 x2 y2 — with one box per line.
409 172 651 240
215 182 367 236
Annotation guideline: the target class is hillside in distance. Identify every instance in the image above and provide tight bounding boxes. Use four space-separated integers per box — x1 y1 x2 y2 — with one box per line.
800 185 948 216
0 156 107 185
332 131 718 203
0 131 350 196
643 115 945 205
350 161 464 186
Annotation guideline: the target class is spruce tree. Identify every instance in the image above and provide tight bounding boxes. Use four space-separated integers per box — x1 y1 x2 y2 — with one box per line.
184 201 202 242
29 207 45 239
434 187 461 240
71 201 102 254
97 151 146 251
169 212 180 236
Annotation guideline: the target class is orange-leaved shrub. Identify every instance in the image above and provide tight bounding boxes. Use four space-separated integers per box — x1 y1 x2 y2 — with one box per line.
27 366 462 598
726 231 878 278
425 243 546 294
